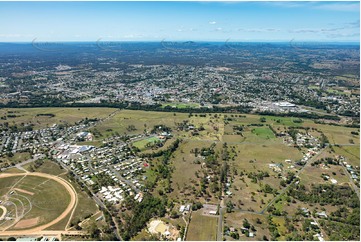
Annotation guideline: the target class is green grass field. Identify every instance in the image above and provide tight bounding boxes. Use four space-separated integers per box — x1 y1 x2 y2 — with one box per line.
251 127 275 139
186 211 218 241
161 103 200 109
133 136 160 150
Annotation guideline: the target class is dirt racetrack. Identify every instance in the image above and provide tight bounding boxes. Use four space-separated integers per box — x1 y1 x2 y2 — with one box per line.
0 172 77 236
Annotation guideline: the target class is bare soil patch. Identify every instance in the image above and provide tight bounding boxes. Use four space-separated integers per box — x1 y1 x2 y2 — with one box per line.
14 188 34 196
14 217 39 229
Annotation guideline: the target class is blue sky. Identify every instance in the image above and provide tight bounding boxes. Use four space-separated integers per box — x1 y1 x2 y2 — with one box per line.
0 1 359 42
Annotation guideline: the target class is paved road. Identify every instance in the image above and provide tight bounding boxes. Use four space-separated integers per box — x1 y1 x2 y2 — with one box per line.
216 207 225 241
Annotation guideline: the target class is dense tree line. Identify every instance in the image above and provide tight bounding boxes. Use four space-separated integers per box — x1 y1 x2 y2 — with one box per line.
256 111 340 121
287 184 359 208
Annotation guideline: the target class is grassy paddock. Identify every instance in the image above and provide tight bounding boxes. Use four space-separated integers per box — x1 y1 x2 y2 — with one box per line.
186 210 218 241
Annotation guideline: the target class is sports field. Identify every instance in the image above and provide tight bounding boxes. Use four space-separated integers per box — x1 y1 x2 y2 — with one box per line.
133 136 161 150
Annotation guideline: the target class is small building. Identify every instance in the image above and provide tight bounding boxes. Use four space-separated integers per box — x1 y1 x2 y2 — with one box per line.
316 211 327 218
179 205 185 213
209 210 217 215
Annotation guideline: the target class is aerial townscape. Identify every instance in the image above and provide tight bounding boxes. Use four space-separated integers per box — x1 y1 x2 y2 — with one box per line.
0 1 360 241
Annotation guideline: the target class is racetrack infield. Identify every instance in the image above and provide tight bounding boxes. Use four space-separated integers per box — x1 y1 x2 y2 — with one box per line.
0 172 77 236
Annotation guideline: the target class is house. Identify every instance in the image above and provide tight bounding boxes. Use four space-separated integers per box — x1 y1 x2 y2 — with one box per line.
330 178 337 184
316 211 327 218
301 207 310 216
179 205 185 213
226 191 233 196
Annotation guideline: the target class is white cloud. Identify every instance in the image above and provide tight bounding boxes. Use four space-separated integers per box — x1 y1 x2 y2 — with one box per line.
209 21 217 25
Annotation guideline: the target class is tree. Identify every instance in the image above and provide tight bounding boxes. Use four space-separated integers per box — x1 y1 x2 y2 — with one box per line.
226 200 234 213
230 232 240 239
243 218 251 229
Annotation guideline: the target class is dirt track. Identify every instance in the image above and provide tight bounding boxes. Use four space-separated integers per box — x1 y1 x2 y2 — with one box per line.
0 172 77 236
0 206 7 220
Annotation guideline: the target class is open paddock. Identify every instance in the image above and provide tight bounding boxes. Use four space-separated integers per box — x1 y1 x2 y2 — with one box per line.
186 210 218 241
